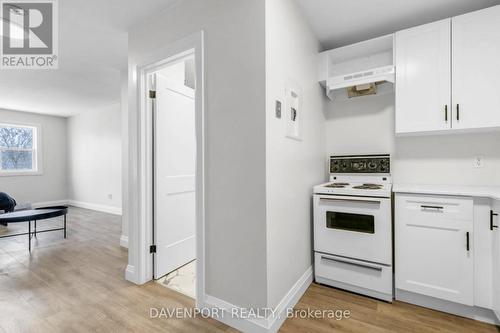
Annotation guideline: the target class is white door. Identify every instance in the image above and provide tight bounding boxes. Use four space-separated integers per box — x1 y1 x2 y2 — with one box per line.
395 194 474 305
452 6 500 130
492 201 500 321
153 72 196 279
395 19 451 134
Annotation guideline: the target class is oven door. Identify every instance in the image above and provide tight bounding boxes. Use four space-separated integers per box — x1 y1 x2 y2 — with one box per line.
313 194 392 265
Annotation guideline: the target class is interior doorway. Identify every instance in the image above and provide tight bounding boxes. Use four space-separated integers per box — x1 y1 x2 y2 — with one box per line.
150 56 197 298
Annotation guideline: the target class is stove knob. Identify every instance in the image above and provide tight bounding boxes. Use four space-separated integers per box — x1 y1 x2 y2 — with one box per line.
368 162 377 169
341 163 348 170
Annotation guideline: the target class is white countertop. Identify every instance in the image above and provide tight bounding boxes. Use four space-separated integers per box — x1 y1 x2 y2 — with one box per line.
393 183 500 201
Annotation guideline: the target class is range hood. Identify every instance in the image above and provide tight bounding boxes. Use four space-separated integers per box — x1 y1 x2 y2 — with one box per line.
326 65 395 99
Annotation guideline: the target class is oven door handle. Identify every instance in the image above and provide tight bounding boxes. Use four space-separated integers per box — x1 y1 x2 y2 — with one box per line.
319 197 381 204
321 255 383 271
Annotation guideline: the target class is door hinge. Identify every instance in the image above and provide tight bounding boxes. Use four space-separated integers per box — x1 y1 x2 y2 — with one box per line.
149 90 156 99
150 245 156 253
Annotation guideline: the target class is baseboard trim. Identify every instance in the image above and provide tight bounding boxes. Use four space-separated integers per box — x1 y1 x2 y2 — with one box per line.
125 265 138 284
268 266 313 333
396 289 500 325
120 235 129 248
203 295 268 333
68 200 122 215
202 266 313 333
32 199 69 208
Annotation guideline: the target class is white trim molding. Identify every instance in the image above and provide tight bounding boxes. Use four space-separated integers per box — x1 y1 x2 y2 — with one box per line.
267 266 313 333
68 200 122 215
120 235 129 248
31 200 122 216
396 289 500 326
32 200 69 208
125 265 138 284
127 30 206 308
201 266 312 333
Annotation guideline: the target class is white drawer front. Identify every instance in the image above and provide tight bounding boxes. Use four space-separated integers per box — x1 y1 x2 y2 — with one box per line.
315 252 392 295
397 193 473 227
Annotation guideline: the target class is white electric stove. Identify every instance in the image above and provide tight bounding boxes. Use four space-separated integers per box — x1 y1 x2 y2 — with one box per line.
313 154 393 302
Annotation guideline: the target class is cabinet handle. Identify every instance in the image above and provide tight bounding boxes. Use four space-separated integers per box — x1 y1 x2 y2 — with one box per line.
491 210 499 230
444 105 448 122
466 232 470 251
421 205 444 210
456 104 460 121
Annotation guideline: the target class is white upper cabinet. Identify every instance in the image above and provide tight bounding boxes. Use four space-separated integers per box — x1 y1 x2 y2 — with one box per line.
395 5 500 135
452 6 500 130
395 20 451 134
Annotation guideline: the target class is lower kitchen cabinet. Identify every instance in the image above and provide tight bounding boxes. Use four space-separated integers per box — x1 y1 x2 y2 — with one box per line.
395 194 474 305
492 200 500 321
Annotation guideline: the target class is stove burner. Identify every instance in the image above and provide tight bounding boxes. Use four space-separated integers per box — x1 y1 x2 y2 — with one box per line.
325 182 349 188
353 183 383 190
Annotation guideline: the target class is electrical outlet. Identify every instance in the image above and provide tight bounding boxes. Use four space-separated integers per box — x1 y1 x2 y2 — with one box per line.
473 155 484 168
108 194 113 200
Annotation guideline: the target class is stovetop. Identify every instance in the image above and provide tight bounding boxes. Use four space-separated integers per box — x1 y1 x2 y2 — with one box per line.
314 181 392 198
314 154 392 198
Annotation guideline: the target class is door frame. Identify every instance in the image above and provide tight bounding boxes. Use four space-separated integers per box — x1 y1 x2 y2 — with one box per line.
130 31 205 307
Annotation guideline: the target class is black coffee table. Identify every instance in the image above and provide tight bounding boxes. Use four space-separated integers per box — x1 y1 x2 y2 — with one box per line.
0 206 68 251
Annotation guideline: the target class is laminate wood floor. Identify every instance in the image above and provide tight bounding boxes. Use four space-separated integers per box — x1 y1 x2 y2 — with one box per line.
0 207 497 333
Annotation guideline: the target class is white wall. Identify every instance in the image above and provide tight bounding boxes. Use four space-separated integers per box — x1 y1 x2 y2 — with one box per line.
128 0 268 308
67 104 122 212
325 93 500 185
265 0 326 308
0 109 67 205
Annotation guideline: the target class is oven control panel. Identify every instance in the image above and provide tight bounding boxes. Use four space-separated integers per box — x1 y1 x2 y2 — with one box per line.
330 155 390 174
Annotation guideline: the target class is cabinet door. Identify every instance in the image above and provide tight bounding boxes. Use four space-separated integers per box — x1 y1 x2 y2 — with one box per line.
452 6 500 130
395 19 451 134
395 194 474 305
493 201 500 321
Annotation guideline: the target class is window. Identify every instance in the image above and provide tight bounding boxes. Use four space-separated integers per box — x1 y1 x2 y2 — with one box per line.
0 123 40 175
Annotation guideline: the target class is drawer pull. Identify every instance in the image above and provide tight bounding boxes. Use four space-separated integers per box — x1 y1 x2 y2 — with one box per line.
466 232 470 252
321 255 383 271
421 205 444 210
491 210 499 231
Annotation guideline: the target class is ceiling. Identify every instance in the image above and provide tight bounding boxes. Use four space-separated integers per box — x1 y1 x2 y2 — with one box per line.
0 0 182 117
296 0 500 50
